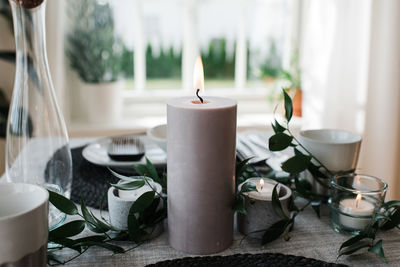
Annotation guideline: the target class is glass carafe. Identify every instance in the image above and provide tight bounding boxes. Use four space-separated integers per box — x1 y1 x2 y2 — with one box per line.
6 0 72 229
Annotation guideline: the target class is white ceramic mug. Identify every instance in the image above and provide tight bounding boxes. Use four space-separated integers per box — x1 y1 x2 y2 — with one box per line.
0 183 49 267
298 129 362 172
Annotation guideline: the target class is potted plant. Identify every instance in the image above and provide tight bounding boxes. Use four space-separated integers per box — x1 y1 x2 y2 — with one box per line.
279 52 302 117
66 0 125 124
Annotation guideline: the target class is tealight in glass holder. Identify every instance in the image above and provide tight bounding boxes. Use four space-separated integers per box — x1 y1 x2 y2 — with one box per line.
330 174 387 235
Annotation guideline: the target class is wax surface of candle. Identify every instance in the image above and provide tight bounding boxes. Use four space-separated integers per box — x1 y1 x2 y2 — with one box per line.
240 178 276 201
248 179 274 200
339 195 374 230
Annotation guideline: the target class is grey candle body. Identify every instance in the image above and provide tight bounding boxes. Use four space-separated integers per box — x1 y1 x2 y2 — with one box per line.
167 96 237 254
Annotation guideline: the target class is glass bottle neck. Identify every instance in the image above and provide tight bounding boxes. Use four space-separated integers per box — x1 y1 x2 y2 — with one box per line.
10 0 49 84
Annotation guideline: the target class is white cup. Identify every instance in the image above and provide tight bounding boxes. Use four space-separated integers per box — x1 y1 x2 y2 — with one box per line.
0 183 49 267
299 129 362 172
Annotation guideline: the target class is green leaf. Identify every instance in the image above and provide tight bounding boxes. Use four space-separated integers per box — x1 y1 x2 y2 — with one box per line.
307 162 328 179
48 190 78 215
380 207 400 230
281 154 311 174
130 191 155 214
108 168 137 181
293 147 303 156
49 220 86 241
283 89 293 122
261 219 289 245
271 119 286 134
240 182 257 194
339 232 369 251
142 197 161 225
368 240 387 263
81 198 110 233
233 195 247 215
111 180 145 191
127 212 141 241
236 158 252 181
146 157 161 184
149 207 167 225
133 164 148 176
272 184 288 220
294 176 313 199
269 132 293 151
338 242 371 258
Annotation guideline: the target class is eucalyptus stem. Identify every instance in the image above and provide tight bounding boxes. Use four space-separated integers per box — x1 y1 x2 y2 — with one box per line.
298 199 312 212
144 178 163 199
48 247 89 266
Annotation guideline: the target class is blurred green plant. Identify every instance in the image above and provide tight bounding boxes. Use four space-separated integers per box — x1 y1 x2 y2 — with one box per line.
66 0 125 83
260 40 282 80
279 51 301 91
202 38 234 79
146 45 182 79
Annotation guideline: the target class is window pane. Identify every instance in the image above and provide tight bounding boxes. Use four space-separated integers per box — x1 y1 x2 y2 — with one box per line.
247 0 290 90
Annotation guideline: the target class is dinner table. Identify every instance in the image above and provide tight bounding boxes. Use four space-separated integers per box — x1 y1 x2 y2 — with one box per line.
3 132 400 266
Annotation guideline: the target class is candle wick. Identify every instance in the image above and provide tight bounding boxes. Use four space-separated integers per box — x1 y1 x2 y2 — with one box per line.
196 89 204 103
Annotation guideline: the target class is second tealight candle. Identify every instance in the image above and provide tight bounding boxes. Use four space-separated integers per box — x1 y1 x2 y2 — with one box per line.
237 178 292 239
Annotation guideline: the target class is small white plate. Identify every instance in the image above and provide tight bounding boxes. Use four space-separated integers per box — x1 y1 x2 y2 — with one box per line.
82 136 167 168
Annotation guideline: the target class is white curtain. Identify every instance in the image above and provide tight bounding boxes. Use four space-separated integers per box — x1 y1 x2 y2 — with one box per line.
300 0 400 199
300 0 371 133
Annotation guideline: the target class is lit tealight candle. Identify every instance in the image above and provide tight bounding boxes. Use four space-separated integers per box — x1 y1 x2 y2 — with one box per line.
247 178 276 201
339 193 375 230
237 178 292 239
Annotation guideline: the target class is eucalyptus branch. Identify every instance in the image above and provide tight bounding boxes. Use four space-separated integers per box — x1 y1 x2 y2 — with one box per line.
47 160 167 266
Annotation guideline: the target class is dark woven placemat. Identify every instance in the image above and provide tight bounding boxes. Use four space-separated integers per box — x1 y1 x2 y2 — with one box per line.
69 146 119 209
46 145 165 209
146 252 347 267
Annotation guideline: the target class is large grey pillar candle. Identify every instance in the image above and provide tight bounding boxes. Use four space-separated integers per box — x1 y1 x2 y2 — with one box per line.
167 96 237 254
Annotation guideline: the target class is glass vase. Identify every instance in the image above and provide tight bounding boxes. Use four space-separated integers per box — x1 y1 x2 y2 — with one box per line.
6 0 72 229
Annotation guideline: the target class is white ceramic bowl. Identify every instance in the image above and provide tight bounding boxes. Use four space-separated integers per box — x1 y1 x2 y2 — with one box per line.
0 183 49 266
147 124 167 152
298 129 362 172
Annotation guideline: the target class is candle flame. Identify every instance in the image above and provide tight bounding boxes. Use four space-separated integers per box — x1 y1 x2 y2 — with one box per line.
260 178 264 191
355 193 362 208
193 56 204 93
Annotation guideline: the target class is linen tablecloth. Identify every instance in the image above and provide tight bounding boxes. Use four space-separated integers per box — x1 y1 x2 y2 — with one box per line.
3 136 400 266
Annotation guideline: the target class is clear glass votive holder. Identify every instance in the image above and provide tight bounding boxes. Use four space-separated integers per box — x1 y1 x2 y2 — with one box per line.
330 174 387 235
